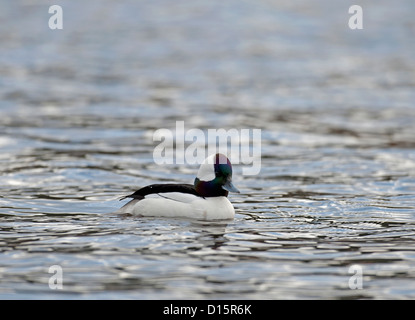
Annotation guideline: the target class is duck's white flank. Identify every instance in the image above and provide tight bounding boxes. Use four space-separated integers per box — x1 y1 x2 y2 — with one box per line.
116 194 235 220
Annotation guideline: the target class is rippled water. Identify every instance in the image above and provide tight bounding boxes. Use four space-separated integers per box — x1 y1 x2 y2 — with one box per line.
1 0 415 299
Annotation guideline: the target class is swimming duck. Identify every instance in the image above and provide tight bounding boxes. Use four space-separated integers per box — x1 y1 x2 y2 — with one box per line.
116 153 240 220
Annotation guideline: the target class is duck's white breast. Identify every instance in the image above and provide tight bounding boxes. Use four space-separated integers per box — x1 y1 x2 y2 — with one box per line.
117 193 235 220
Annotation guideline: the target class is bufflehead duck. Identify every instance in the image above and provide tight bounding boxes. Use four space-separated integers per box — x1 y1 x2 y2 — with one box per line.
116 153 240 220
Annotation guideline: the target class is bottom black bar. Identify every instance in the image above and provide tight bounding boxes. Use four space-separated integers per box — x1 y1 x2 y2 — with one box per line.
0 299 389 318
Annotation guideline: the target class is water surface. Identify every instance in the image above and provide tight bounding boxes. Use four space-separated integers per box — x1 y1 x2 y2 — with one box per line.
1 0 415 299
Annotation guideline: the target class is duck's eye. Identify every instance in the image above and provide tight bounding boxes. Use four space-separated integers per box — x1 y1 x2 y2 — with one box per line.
215 171 224 177
216 171 229 179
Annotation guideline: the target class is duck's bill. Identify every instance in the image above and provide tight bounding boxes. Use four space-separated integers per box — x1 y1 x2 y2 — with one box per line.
222 180 240 193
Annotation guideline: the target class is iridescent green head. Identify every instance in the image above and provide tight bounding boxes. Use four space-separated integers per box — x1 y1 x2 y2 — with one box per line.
194 153 240 197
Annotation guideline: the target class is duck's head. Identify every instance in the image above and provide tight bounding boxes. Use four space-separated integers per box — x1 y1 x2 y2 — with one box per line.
194 153 240 197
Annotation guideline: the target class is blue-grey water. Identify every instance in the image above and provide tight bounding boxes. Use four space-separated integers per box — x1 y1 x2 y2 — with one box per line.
1 0 415 299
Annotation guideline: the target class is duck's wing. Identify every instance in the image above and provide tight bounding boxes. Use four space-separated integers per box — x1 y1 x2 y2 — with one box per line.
120 183 200 201
116 184 202 214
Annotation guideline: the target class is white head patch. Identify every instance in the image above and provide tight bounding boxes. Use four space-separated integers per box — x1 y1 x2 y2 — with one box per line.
196 154 216 181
